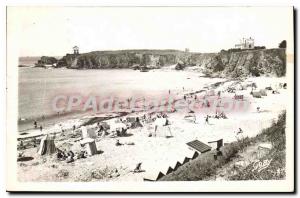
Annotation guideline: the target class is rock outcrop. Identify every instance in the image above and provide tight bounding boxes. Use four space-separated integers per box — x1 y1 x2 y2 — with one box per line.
35 56 58 67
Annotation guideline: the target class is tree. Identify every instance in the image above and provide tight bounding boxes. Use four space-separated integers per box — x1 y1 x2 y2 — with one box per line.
279 40 287 48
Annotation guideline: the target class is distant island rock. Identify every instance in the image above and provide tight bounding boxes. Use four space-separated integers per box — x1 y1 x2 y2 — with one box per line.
35 56 58 68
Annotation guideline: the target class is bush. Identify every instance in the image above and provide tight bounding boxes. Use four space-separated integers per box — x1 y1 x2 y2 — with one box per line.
279 40 287 49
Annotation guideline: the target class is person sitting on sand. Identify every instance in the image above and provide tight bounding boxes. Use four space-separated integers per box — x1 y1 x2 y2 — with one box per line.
77 150 88 159
237 128 243 134
133 162 143 173
57 149 67 161
66 156 74 163
115 139 123 146
220 111 227 119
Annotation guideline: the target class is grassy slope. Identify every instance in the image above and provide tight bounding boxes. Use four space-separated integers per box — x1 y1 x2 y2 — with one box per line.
160 111 286 181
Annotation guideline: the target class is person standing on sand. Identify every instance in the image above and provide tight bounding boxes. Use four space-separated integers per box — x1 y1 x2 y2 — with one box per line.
168 90 171 95
205 115 209 125
34 120 37 129
39 125 43 132
257 107 260 113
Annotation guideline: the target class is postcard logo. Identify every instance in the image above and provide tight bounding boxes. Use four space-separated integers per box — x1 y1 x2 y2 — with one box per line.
51 94 252 115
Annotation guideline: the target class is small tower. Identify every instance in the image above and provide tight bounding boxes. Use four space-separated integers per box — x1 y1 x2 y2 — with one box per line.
73 46 79 55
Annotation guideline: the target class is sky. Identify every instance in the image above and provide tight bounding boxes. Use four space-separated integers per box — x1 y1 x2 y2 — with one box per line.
7 7 294 57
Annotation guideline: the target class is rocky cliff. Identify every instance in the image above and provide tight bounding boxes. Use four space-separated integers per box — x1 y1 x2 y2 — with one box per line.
196 48 286 78
57 48 286 77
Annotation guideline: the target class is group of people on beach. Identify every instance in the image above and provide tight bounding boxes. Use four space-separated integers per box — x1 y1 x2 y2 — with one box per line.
33 120 43 132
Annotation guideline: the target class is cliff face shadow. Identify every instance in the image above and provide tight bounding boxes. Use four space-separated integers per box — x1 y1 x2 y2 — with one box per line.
17 156 34 162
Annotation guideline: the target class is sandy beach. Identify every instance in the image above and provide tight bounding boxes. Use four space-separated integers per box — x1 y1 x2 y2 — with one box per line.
17 68 287 182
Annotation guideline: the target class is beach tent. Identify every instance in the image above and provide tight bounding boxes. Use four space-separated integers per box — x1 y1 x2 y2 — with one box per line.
153 120 172 137
126 116 143 128
259 89 267 96
152 118 173 137
38 135 56 155
81 126 97 139
153 126 173 137
251 91 262 98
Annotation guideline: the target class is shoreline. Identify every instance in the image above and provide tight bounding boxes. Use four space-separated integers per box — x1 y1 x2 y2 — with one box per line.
17 75 228 136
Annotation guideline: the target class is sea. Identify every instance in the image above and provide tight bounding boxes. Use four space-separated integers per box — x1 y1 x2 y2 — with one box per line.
18 60 224 131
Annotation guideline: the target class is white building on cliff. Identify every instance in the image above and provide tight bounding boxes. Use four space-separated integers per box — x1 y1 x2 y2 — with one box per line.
235 37 255 49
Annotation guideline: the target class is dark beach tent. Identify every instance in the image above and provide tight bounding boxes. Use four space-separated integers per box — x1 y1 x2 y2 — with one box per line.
38 135 56 155
251 91 262 98
259 89 267 96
